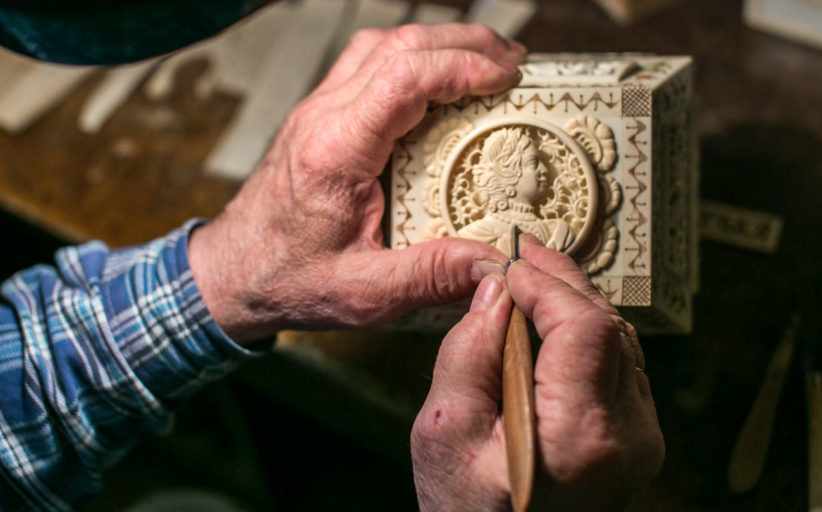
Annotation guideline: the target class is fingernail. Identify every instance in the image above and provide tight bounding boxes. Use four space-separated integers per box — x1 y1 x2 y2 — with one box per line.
471 259 505 284
507 39 527 54
506 258 536 275
498 59 521 75
470 274 503 312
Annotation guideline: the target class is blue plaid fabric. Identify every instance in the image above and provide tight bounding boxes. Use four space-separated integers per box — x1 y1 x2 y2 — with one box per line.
0 220 257 510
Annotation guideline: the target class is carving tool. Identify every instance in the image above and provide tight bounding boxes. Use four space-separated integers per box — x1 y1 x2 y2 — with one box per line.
728 313 799 493
502 225 537 512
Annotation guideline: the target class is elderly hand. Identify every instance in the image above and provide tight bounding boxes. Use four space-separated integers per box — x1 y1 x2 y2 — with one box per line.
188 24 526 342
410 236 665 511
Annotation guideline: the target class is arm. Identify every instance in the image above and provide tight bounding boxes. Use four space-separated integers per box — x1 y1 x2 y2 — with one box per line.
0 220 256 511
0 24 527 509
411 235 665 511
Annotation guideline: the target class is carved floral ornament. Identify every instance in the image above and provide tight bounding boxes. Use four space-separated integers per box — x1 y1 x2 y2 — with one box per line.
421 116 622 274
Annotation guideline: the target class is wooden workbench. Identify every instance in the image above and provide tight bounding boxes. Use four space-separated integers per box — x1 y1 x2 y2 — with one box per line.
2 0 822 510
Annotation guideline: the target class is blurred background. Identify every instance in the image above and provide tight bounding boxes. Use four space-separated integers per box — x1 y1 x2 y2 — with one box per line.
1 0 822 509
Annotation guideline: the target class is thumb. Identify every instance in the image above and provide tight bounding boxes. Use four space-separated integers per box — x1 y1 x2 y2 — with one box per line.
427 273 512 407
357 238 508 323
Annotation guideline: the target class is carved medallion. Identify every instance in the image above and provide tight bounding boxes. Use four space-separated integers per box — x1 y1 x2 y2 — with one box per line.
430 119 598 255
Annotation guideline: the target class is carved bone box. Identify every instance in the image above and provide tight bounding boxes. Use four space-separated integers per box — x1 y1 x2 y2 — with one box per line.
389 54 698 334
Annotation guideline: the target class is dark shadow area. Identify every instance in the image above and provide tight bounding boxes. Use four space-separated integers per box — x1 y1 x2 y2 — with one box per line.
641 124 822 510
0 209 66 280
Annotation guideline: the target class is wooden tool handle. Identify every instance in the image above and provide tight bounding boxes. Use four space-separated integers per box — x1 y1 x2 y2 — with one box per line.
503 306 536 512
727 327 795 493
807 371 822 512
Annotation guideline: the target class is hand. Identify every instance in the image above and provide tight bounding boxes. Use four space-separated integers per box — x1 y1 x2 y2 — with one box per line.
410 236 665 511
188 24 527 342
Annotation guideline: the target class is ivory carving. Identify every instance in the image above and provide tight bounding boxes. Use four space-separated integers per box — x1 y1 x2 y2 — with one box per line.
423 122 598 254
391 53 698 334
520 59 639 86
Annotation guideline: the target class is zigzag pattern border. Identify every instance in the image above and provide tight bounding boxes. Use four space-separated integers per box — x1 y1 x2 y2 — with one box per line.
624 118 650 274
393 140 414 248
440 91 619 116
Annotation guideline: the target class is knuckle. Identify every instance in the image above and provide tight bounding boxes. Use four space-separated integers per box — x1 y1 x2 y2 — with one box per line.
550 411 627 483
560 307 622 355
552 250 579 271
391 23 430 49
411 404 449 447
376 50 426 104
417 243 460 303
385 50 417 86
467 22 501 45
349 27 386 48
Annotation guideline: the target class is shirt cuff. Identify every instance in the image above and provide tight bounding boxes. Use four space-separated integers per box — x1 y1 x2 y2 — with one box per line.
99 218 263 406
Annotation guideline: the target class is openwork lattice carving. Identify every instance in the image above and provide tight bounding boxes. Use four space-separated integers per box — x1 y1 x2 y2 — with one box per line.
422 118 473 217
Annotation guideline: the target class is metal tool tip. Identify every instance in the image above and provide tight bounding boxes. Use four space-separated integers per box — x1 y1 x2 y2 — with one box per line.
506 225 521 271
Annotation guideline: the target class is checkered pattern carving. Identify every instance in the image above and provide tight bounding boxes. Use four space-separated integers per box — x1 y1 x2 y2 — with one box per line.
622 276 652 306
622 87 652 117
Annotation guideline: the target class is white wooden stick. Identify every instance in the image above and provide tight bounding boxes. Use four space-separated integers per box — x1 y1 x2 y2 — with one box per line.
0 61 94 133
78 59 157 133
205 0 348 180
349 0 410 29
145 1 294 100
410 3 463 25
0 48 38 94
465 0 537 38
327 0 410 61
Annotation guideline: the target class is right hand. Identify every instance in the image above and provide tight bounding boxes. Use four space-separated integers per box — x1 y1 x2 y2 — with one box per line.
411 236 665 511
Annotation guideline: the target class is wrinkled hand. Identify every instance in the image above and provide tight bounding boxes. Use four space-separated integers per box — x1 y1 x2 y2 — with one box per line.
411 236 665 511
188 24 526 342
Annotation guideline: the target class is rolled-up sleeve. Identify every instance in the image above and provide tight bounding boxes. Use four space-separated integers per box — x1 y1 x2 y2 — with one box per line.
0 220 258 511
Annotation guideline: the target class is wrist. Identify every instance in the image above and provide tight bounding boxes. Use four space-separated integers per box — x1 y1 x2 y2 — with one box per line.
188 215 271 344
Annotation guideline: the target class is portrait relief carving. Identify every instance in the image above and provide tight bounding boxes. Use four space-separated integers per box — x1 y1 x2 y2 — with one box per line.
421 120 598 254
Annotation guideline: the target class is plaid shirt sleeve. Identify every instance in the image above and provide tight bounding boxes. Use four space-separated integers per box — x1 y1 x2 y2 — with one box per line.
0 219 259 511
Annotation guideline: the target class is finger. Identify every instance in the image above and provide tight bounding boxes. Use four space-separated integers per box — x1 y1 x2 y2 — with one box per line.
428 273 512 407
333 237 508 325
614 319 653 403
410 273 511 499
343 48 522 170
336 23 526 93
518 234 619 315
507 259 622 404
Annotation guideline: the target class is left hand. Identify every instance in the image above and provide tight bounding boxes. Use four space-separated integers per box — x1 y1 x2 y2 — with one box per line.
188 24 527 343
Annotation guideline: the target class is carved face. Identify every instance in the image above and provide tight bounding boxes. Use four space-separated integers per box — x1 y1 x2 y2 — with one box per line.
513 143 548 204
472 127 547 211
